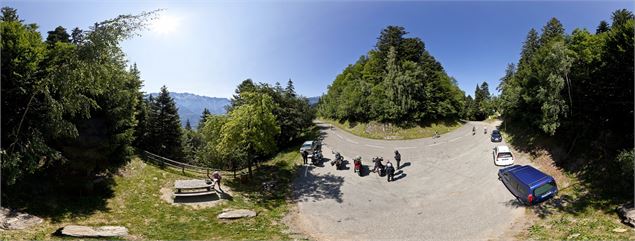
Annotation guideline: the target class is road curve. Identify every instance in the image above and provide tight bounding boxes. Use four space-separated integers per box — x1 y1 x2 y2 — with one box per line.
290 121 525 240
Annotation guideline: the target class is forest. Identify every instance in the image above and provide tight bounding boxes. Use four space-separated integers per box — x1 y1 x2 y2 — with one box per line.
1 8 150 187
1 6 633 196
0 7 314 192
318 10 634 194
497 9 634 194
317 26 466 124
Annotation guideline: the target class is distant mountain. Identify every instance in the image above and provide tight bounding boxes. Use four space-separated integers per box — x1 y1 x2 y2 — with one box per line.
308 96 320 106
147 92 230 128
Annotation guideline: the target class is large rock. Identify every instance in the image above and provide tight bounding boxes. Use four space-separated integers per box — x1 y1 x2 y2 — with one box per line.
0 208 43 230
618 202 635 227
59 225 128 237
217 209 257 219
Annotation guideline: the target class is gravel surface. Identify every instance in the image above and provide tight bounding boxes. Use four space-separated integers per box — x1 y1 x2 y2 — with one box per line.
290 121 526 240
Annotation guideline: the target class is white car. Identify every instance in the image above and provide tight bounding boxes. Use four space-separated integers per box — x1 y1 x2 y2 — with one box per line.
493 145 514 166
300 141 316 155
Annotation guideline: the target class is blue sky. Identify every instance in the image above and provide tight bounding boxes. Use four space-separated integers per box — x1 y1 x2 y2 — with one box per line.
5 1 634 98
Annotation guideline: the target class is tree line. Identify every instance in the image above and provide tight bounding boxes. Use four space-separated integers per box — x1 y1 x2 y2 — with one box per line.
197 79 315 177
317 26 465 124
1 7 154 186
497 9 634 194
132 79 314 177
1 7 315 189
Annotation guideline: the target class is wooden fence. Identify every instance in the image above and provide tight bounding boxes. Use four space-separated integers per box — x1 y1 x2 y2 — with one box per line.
142 151 210 177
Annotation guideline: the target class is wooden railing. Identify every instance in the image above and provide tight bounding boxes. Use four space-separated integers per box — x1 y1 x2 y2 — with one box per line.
142 151 211 177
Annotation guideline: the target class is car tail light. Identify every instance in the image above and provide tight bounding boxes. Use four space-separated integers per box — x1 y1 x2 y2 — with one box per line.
527 194 534 204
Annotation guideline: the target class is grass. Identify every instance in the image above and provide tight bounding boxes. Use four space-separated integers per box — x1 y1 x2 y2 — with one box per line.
500 120 634 240
520 181 634 240
1 148 304 240
318 118 463 140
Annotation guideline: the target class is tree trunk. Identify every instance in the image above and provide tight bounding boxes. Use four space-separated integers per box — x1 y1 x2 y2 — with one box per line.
232 160 236 179
248 158 253 178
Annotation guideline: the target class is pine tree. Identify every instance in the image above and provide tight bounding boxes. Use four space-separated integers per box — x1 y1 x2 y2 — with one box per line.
45 26 71 46
148 86 184 160
198 108 211 130
519 29 540 66
540 17 565 45
133 94 150 150
185 119 192 131
596 20 610 34
611 9 635 28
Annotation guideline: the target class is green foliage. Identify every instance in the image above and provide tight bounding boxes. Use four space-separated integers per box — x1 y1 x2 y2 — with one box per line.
199 114 228 168
181 126 203 165
199 79 313 176
1 8 157 185
197 108 211 130
464 82 494 120
596 20 610 34
611 8 635 28
231 79 315 148
146 86 184 161
539 17 565 45
133 90 150 150
0 7 20 22
498 10 634 194
319 26 464 124
217 92 280 177
45 26 70 46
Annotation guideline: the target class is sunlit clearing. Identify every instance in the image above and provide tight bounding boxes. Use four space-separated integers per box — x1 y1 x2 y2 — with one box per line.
151 15 180 35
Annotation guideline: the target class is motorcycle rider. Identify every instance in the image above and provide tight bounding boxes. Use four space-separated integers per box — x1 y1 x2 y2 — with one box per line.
386 161 395 182
332 152 344 169
312 150 322 165
372 157 384 173
472 126 476 135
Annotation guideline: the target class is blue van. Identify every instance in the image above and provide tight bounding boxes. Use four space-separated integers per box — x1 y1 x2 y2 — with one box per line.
498 165 558 205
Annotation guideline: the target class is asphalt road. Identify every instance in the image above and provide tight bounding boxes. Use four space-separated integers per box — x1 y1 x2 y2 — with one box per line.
290 121 525 240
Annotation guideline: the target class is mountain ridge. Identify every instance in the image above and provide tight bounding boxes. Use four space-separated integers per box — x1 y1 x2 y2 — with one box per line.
146 92 320 128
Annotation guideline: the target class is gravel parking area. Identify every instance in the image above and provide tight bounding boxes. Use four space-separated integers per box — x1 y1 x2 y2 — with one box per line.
289 121 526 240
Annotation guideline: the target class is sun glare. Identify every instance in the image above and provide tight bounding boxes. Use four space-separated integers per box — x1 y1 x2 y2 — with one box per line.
151 15 180 35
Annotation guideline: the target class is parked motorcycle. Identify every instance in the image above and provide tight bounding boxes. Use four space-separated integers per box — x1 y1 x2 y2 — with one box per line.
372 156 385 176
311 150 323 166
353 156 362 176
331 151 345 170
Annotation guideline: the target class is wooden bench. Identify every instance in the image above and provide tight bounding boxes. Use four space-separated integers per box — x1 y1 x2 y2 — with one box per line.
173 179 216 197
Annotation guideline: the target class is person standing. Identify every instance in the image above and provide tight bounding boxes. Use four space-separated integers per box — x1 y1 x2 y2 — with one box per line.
301 150 308 165
394 150 401 169
386 161 395 182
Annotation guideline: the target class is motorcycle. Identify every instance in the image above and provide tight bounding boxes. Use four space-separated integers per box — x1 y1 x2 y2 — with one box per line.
353 156 362 176
372 157 385 176
331 151 345 170
311 150 323 166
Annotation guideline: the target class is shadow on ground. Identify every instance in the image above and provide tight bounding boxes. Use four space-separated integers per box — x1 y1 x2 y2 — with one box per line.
292 166 345 203
1 175 114 223
173 191 233 203
500 119 632 219
400 162 412 169
225 161 296 210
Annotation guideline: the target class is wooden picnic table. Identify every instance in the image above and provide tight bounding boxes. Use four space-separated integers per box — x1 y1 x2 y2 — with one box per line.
173 179 216 197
